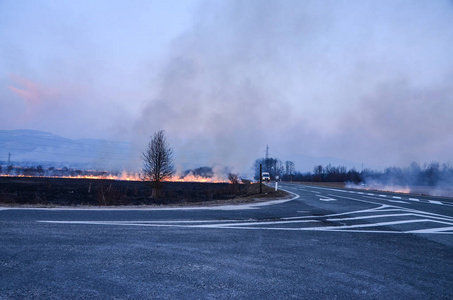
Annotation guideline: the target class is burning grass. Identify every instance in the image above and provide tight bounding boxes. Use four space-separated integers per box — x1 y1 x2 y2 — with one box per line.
0 176 287 207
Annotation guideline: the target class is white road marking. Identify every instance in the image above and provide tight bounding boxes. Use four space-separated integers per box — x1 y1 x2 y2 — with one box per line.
379 195 387 198
409 198 419 201
301 219 430 230
319 198 336 201
38 212 453 235
392 196 402 199
324 205 394 217
367 193 375 196
406 226 453 234
34 187 453 235
388 200 409 204
327 213 414 222
192 219 319 228
428 200 443 205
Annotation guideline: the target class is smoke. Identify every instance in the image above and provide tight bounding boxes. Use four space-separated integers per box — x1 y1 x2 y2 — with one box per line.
1 1 452 174
131 0 453 173
347 162 453 197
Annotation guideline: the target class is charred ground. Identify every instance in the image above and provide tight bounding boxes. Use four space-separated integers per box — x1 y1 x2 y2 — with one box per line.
0 177 288 207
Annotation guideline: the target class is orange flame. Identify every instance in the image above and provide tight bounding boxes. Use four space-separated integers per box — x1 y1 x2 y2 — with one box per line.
0 171 229 183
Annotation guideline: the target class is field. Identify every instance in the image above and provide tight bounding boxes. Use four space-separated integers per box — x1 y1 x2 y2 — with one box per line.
0 177 288 207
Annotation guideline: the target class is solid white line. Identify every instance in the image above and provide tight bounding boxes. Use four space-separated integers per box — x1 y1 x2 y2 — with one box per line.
221 219 434 232
406 226 453 233
311 219 429 230
282 216 319 220
327 213 414 222
400 207 453 221
38 219 321 228
192 219 319 228
323 205 392 217
38 219 246 225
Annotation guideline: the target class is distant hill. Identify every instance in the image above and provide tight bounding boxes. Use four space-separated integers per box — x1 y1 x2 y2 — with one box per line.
0 130 133 170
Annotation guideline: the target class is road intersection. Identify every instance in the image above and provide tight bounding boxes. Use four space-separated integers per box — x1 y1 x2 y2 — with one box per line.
1 183 452 299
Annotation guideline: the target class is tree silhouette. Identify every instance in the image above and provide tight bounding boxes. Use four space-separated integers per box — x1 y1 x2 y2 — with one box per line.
142 130 175 195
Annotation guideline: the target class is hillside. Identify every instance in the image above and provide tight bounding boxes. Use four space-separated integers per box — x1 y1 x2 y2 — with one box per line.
0 130 132 170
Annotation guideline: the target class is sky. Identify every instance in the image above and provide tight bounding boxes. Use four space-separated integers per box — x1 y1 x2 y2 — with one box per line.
1 0 452 174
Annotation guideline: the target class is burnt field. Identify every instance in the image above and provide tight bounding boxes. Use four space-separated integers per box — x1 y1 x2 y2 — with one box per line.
0 177 287 206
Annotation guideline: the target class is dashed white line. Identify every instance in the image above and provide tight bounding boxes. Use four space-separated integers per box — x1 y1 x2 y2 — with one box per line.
428 200 443 205
319 198 336 202
409 198 419 201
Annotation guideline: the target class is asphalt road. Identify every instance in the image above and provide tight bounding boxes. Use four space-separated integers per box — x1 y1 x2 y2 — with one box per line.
1 183 452 299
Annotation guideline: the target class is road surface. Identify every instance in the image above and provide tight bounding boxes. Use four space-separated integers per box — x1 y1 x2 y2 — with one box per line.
1 183 452 299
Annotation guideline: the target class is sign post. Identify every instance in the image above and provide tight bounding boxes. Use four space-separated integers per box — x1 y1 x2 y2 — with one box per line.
259 164 262 194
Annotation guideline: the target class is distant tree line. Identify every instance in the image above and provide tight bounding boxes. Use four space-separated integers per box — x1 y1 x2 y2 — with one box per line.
253 158 453 186
280 164 362 183
0 165 113 178
361 162 453 187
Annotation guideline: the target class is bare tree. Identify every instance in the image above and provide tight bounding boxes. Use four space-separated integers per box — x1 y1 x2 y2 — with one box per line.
285 160 295 176
142 130 175 193
228 173 239 184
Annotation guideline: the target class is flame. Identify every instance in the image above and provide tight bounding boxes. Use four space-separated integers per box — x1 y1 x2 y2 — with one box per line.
0 171 228 183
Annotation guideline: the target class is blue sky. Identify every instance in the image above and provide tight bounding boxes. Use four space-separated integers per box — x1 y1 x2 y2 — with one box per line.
1 0 452 173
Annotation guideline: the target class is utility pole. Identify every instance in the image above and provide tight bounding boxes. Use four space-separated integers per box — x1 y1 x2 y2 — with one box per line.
265 145 270 160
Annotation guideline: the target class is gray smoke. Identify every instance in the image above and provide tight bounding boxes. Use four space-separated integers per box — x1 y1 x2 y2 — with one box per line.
131 0 453 174
2 1 452 174
347 162 453 197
